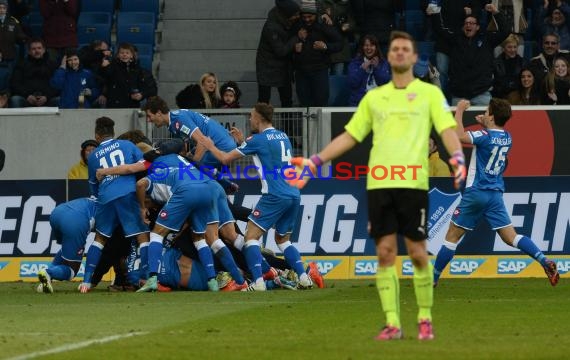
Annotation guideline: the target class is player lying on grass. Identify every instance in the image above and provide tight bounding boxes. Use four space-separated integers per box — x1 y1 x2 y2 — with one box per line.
433 99 559 287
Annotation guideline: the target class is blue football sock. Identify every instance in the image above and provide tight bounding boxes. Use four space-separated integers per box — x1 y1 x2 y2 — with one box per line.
261 257 271 273
434 241 458 283
139 241 149 278
148 244 163 275
243 240 263 281
83 241 104 284
213 242 245 284
279 242 305 277
195 240 216 279
47 265 73 281
514 235 548 267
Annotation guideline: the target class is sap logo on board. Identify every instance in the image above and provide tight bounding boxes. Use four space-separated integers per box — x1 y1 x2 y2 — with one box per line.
354 260 377 275
497 259 533 274
0 261 9 271
449 259 485 275
401 259 436 276
309 260 342 275
552 259 570 274
19 261 50 277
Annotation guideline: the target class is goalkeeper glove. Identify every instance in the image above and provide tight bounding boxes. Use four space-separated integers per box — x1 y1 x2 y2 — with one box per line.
448 150 466 190
285 154 323 189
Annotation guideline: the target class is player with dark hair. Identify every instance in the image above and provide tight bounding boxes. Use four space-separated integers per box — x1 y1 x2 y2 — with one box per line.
285 31 465 340
202 103 320 291
37 197 97 293
433 99 559 287
79 116 150 293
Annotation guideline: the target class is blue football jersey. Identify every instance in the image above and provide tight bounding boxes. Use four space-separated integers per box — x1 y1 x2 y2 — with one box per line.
466 129 512 192
54 197 97 227
236 127 300 198
168 110 236 152
145 153 210 204
88 139 143 204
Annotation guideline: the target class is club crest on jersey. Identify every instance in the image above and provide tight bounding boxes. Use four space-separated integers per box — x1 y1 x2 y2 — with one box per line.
453 208 461 217
407 93 417 101
159 210 168 219
252 210 261 217
175 122 180 130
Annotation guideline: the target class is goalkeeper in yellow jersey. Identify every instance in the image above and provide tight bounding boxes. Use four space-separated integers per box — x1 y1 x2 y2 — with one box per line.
288 31 466 340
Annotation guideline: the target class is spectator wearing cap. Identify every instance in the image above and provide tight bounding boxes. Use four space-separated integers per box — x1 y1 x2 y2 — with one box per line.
430 3 509 105
0 0 28 64
50 48 100 108
414 55 441 88
293 0 342 106
347 34 390 106
39 0 78 59
68 139 98 179
256 0 301 107
219 80 242 108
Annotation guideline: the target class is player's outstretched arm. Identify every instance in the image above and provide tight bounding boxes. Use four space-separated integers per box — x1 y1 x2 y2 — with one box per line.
440 127 466 189
200 136 243 165
136 177 151 224
454 100 472 144
96 162 147 181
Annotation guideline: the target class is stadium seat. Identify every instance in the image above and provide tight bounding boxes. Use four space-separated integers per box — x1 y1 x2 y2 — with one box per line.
524 41 536 61
77 12 112 45
80 0 115 14
417 41 435 64
405 0 422 11
0 65 11 91
138 54 152 70
117 23 155 47
120 0 159 20
404 10 426 41
328 75 350 107
117 11 156 29
133 43 153 57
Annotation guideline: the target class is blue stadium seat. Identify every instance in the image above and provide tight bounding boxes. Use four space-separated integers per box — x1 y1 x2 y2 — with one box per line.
328 75 350 107
0 65 11 91
524 41 536 61
77 12 112 44
137 54 152 70
405 0 422 11
117 11 156 28
78 12 112 26
117 23 155 47
132 43 153 57
29 0 40 12
120 0 159 20
80 0 115 14
404 10 426 41
417 41 435 64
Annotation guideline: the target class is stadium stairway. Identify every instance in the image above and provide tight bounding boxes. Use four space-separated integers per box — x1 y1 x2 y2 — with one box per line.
158 0 273 107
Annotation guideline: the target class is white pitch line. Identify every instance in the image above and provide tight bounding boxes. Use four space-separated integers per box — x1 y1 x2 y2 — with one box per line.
4 332 148 360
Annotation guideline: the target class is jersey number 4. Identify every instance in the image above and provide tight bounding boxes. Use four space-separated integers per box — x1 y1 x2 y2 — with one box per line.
280 140 292 165
99 149 125 168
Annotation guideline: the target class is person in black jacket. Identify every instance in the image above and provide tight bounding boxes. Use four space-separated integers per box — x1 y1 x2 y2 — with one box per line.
9 38 59 107
293 0 342 106
431 3 509 105
99 42 157 108
256 0 300 107
492 33 526 99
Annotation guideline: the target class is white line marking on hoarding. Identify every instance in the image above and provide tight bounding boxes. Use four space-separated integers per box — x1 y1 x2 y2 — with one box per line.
4 332 148 360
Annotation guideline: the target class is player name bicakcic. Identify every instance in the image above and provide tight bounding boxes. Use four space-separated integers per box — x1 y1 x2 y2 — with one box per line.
147 162 423 181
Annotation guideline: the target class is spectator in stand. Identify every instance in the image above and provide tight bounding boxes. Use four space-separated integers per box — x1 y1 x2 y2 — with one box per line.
430 3 509 105
176 72 221 109
0 88 8 107
414 54 441 88
293 0 343 107
7 0 30 21
540 0 570 51
219 81 241 108
320 0 356 75
39 0 78 59
492 34 526 99
429 136 450 176
351 0 403 50
0 0 28 64
487 0 529 57
541 55 570 104
78 40 112 74
99 42 157 108
529 33 570 82
256 0 300 107
506 66 542 105
9 38 59 107
50 48 100 108
347 34 390 106
67 139 98 179
425 0 482 99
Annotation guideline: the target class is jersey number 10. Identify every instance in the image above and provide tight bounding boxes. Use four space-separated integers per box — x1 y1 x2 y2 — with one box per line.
99 149 125 168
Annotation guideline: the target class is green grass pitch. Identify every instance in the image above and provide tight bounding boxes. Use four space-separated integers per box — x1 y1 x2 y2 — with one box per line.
0 279 567 360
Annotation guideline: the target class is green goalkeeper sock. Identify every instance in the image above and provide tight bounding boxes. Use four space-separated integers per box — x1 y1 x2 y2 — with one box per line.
413 262 434 322
376 265 400 328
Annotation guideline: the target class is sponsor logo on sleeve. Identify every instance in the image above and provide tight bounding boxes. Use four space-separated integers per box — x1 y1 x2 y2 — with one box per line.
180 125 191 135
